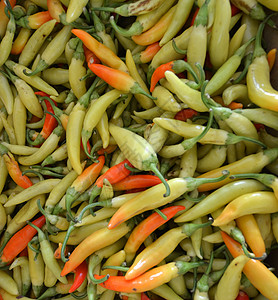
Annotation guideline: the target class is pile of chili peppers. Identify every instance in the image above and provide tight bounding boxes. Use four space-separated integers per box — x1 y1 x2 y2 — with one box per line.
1 0 278 299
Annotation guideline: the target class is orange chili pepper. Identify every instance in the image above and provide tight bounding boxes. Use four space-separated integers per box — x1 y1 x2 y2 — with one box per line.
72 28 128 72
132 5 176 46
150 60 189 92
133 42 161 64
124 205 185 263
89 64 155 100
267 48 277 72
0 0 16 38
47 0 65 22
0 143 33 189
221 231 278 299
16 11 53 29
10 28 32 55
236 215 266 258
94 260 204 293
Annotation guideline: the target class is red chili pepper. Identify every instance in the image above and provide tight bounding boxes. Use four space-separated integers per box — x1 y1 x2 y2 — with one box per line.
0 215 46 264
112 174 163 191
80 139 92 157
69 260 88 293
125 187 147 194
0 144 33 189
236 291 249 300
97 144 117 155
83 45 101 65
124 206 185 262
190 7 200 26
254 123 265 132
231 3 241 16
19 247 28 257
88 159 133 203
30 94 58 145
141 293 151 300
96 159 133 188
174 108 198 121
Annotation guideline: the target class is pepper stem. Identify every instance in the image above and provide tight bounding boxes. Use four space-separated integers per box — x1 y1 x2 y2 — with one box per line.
75 201 107 223
22 169 44 181
149 163 170 197
196 252 214 293
61 221 75 262
230 173 275 187
181 108 214 151
36 199 56 235
227 134 267 149
26 220 45 242
130 82 157 100
172 39 187 55
253 14 275 59
231 228 267 260
182 220 213 237
110 16 142 37
154 208 167 220
184 192 206 203
102 265 129 272
176 260 206 276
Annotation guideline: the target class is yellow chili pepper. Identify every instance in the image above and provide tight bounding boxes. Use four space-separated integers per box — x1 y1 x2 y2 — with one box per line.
186 0 209 80
215 255 250 300
126 49 154 109
175 179 265 223
110 0 175 37
4 179 60 207
161 0 194 46
9 257 31 296
69 40 87 98
61 221 133 276
25 25 73 76
19 19 56 67
4 69 43 118
28 242 44 297
0 68 14 115
66 0 88 23
0 14 16 68
247 17 278 111
213 191 278 227
148 26 192 79
0 270 19 296
208 0 231 69
12 94 26 146
108 173 228 229
257 0 278 10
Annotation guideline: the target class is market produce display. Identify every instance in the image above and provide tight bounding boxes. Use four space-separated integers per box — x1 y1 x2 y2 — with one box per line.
1 0 278 299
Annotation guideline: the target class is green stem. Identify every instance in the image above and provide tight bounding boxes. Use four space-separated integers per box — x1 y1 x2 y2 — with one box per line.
154 208 167 220
184 192 206 203
21 169 44 181
61 221 75 263
172 39 187 55
181 108 214 151
149 163 170 197
110 16 143 37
